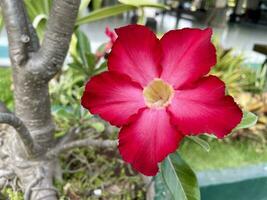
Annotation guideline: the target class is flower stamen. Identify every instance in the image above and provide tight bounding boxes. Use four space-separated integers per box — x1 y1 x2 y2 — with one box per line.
143 79 174 108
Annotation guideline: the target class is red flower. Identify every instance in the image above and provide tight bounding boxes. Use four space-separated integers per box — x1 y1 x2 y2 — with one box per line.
81 25 242 176
95 27 117 59
105 26 117 44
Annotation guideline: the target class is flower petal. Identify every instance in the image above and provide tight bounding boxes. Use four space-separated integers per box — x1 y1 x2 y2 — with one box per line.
168 76 242 138
108 24 161 86
119 108 183 176
160 28 216 89
81 71 145 126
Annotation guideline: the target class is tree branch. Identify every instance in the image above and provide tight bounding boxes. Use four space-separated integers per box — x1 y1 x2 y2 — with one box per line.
57 127 81 146
47 138 118 157
28 0 81 80
0 113 36 156
140 175 155 200
0 0 38 66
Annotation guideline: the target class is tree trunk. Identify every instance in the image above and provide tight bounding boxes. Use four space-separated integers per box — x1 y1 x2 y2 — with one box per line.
0 0 80 199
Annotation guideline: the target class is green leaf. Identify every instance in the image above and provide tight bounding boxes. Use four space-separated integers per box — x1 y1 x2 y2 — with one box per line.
32 14 48 29
33 14 47 39
76 4 135 25
93 61 107 75
24 0 41 19
187 136 210 152
118 0 169 9
90 122 105 133
76 29 91 54
154 174 172 200
92 0 103 10
96 43 106 54
235 111 258 130
41 0 52 14
160 152 200 200
85 52 97 73
79 0 91 12
69 34 78 58
0 15 4 31
75 29 91 71
137 7 146 25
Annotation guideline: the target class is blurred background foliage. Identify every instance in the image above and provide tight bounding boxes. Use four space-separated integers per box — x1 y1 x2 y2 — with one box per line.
0 0 266 199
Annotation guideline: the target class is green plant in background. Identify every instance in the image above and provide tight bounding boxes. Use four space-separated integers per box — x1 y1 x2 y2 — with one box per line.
50 28 108 136
0 10 3 30
69 29 108 77
212 41 254 96
250 64 267 93
0 68 13 109
2 188 23 200
23 0 52 38
211 41 267 96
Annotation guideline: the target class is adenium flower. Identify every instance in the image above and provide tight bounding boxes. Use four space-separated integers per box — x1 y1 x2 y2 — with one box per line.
95 27 117 59
81 25 242 176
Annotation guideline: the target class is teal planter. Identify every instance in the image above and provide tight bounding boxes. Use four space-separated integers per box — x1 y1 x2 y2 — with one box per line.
198 164 267 200
0 45 10 67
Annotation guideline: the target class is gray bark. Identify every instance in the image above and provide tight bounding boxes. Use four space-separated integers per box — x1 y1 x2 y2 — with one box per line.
0 113 35 156
0 0 152 199
0 0 80 199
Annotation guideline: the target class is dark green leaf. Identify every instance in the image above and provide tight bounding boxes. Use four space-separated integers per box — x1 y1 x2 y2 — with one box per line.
75 29 92 73
160 152 200 200
68 63 86 74
85 52 96 71
76 29 91 55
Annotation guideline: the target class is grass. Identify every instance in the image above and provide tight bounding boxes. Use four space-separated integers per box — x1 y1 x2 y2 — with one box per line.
0 67 13 109
179 138 267 172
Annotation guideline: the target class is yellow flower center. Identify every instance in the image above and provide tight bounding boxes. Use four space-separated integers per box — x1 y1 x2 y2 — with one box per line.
143 79 174 108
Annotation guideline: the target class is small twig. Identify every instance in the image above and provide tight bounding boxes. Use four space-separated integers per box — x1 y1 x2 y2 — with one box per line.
0 113 35 156
47 138 118 158
57 127 81 146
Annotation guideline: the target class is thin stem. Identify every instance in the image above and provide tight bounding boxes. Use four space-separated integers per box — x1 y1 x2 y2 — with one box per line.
47 138 118 157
